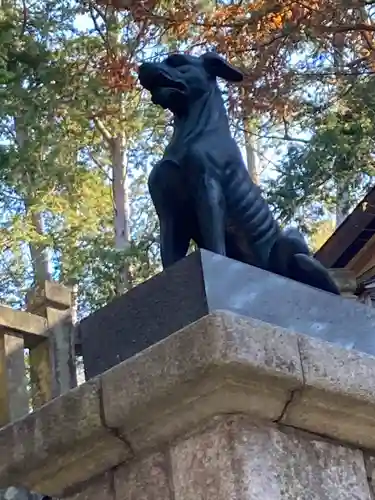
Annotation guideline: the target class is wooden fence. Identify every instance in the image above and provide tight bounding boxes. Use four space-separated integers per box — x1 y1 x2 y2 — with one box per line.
0 281 77 427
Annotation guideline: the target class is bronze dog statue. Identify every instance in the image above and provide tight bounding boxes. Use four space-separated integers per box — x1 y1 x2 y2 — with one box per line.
139 52 340 295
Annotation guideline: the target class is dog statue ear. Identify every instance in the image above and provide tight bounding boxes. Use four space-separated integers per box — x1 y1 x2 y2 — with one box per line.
201 52 243 82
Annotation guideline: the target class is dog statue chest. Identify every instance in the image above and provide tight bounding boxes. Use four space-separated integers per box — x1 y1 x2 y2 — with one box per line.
148 157 189 202
156 143 225 178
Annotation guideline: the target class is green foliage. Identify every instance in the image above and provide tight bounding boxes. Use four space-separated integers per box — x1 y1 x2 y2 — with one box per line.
308 218 336 254
1 0 374 318
265 76 375 229
0 0 167 315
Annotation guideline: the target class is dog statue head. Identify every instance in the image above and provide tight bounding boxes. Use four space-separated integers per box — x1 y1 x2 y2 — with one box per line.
138 52 243 115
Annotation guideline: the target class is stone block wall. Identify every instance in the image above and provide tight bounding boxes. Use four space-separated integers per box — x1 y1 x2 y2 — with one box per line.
1 311 375 499
59 417 375 500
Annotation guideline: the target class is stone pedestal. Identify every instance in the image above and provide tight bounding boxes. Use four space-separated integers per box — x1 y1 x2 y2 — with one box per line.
1 311 375 499
80 249 375 380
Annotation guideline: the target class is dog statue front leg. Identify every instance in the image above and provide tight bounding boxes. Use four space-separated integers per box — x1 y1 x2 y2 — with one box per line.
187 150 227 256
194 174 227 256
148 159 191 269
159 215 191 268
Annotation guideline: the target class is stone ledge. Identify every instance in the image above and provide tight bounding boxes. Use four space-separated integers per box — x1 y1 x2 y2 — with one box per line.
283 334 375 448
1 311 375 496
101 311 303 451
0 380 130 497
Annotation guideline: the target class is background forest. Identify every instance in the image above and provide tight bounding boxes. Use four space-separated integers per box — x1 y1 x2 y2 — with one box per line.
0 0 374 319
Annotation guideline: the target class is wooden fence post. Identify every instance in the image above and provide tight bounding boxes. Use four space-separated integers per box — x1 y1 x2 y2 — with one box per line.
0 326 29 427
27 281 77 408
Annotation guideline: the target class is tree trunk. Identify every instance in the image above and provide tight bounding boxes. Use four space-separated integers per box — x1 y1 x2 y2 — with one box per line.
242 116 259 184
335 181 350 227
333 32 350 229
111 133 131 295
240 87 259 185
93 9 132 296
28 211 51 284
15 119 51 285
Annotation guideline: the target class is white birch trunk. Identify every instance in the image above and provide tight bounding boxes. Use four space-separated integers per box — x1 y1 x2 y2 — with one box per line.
111 133 131 295
243 116 259 185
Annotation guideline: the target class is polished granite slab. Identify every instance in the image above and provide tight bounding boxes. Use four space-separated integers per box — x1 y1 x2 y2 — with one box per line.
80 249 375 380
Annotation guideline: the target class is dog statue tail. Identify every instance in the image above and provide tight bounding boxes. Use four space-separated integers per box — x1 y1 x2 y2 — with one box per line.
268 227 341 295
